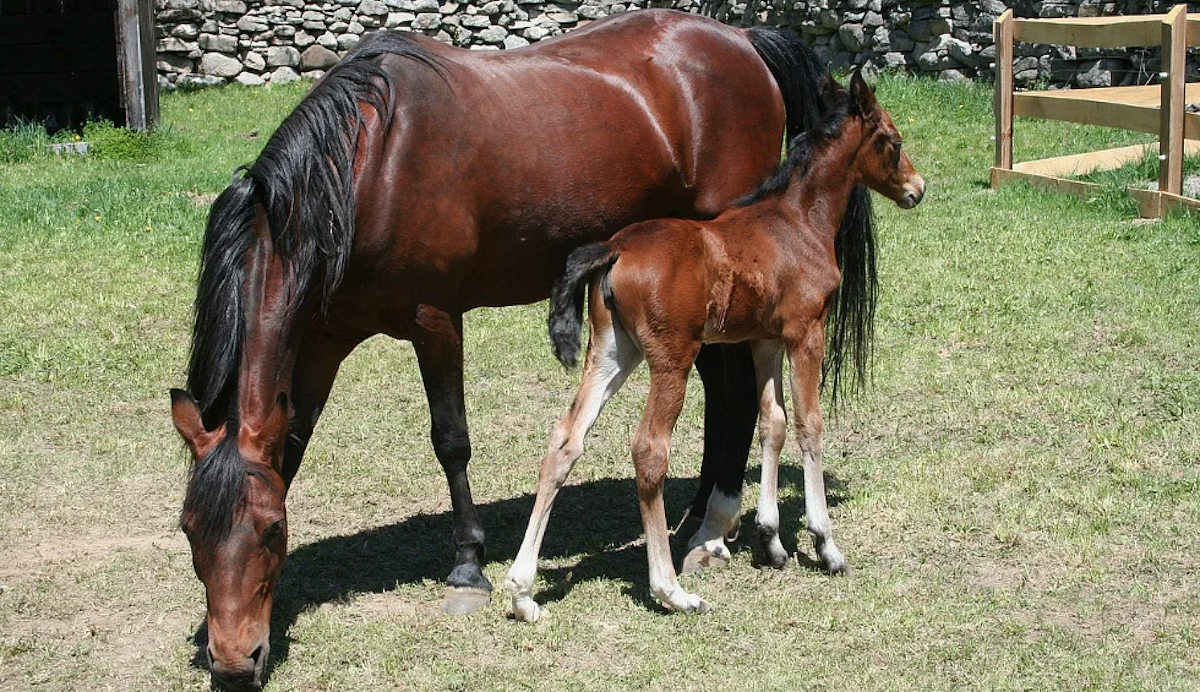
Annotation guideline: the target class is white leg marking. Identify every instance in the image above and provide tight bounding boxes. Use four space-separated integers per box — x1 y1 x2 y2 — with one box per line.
685 489 741 562
752 341 789 568
506 318 642 622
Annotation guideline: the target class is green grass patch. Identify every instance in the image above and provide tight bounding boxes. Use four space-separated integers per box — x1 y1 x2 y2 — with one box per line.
1 75 1198 692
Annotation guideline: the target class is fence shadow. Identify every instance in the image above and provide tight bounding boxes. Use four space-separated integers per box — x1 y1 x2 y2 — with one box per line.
190 466 849 683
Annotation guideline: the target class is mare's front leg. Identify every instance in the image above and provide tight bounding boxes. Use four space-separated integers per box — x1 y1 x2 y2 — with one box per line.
282 329 366 487
750 340 790 568
787 327 848 574
411 305 492 614
636 361 709 613
506 314 642 622
682 344 758 573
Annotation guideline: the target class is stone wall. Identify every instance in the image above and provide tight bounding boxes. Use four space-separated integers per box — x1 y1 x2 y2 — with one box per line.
154 0 1199 89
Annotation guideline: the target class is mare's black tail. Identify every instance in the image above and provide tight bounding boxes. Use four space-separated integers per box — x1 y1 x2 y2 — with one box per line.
548 243 618 368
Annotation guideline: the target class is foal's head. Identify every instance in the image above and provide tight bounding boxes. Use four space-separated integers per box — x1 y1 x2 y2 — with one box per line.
171 390 291 691
839 71 925 209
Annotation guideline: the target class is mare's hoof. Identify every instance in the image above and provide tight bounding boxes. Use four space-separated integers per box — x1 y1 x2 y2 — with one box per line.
443 586 490 615
681 545 729 574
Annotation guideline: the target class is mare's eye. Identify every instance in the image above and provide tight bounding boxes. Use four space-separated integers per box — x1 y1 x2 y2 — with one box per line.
262 519 285 545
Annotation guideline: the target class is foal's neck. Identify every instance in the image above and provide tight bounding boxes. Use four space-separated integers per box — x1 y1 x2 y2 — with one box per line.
773 129 863 244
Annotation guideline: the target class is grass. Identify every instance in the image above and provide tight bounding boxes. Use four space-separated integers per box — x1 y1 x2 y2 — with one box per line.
1 74 1199 692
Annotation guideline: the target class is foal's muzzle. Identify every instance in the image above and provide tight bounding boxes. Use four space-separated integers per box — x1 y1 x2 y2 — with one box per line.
900 176 926 209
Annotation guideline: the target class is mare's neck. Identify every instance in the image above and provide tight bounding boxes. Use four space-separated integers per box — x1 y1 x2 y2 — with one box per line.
235 234 300 456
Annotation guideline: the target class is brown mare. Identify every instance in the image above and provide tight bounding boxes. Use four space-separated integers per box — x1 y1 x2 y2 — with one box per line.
168 10 858 689
505 71 924 620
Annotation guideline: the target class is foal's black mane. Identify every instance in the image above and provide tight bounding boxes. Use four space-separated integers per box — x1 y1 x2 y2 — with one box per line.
736 79 877 406
182 32 444 544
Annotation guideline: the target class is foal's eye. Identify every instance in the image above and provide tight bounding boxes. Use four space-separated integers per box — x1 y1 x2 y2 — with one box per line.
891 140 902 164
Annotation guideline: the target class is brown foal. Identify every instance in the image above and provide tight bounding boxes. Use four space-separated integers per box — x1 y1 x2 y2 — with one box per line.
505 72 925 620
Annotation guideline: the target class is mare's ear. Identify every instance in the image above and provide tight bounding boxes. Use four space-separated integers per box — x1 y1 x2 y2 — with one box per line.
850 69 877 115
820 74 839 102
171 389 222 459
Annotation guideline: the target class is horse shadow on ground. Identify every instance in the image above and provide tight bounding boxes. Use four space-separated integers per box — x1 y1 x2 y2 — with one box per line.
191 465 849 683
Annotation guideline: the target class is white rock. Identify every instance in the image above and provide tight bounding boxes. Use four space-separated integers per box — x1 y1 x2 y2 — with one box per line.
236 72 266 86
199 52 243 77
267 45 301 67
270 66 301 84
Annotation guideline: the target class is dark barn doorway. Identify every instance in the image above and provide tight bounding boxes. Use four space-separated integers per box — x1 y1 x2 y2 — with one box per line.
0 0 157 132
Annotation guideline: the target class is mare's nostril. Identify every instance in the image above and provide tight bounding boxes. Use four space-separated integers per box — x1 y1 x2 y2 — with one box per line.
207 646 216 666
249 644 263 666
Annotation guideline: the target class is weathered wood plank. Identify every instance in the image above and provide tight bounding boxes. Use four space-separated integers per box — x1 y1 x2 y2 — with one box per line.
115 0 158 130
1013 14 1167 47
1013 141 1200 178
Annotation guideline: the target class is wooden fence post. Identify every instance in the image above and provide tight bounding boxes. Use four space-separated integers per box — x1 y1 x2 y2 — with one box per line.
993 9 1014 177
116 0 159 131
1158 4 1186 196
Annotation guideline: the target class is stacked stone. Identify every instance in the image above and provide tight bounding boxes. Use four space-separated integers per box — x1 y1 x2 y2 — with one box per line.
154 0 1200 89
155 0 662 88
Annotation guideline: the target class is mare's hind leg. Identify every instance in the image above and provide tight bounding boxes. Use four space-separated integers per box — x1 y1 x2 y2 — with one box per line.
411 305 492 614
682 344 758 573
751 340 790 568
787 327 848 574
636 361 709 613
506 313 642 622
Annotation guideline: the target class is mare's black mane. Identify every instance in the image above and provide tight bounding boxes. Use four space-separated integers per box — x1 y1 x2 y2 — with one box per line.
182 32 444 544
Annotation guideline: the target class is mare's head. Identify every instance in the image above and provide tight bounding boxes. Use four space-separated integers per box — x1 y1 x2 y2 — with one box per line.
171 389 291 691
840 71 925 209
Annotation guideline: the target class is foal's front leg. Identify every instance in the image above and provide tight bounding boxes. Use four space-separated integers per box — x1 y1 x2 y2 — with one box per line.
787 330 848 574
635 363 709 613
751 340 790 568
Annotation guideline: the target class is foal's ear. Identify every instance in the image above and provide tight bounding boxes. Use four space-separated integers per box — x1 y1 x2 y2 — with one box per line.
171 389 218 459
850 69 877 115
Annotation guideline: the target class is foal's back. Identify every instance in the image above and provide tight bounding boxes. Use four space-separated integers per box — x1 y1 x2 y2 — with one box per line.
600 203 840 355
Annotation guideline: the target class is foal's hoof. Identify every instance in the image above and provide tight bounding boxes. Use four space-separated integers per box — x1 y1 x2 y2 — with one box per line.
511 595 542 623
681 544 729 574
659 587 711 614
758 531 789 569
819 544 850 576
443 586 491 615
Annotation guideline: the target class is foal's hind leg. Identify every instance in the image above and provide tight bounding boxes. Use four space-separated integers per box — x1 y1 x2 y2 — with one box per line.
636 362 709 613
750 340 790 568
787 329 848 574
506 315 642 623
411 305 492 614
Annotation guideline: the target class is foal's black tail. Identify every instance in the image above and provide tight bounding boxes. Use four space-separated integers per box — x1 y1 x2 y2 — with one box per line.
549 243 618 369
748 27 878 405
